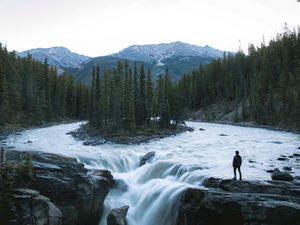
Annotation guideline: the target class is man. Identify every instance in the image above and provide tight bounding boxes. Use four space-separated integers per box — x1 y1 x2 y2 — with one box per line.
233 151 242 180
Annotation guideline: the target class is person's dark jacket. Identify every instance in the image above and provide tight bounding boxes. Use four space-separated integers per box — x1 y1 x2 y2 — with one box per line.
233 155 242 167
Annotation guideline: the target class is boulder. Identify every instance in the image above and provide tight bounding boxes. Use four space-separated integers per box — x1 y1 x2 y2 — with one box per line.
2 150 113 225
107 205 129 225
199 128 205 131
272 170 294 181
140 151 156 167
219 133 228 136
177 178 300 225
3 188 62 225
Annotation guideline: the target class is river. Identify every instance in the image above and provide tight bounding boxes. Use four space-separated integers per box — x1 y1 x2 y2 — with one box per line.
2 122 300 225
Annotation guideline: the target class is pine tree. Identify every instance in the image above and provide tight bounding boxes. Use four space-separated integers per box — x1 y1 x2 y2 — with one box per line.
133 63 139 126
146 68 153 124
138 64 146 126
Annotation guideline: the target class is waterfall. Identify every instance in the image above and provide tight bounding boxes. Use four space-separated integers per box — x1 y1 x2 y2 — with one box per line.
3 121 300 225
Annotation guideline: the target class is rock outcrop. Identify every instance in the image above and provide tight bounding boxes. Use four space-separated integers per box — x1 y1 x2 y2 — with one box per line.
0 150 113 225
107 205 129 225
3 189 62 225
177 178 300 225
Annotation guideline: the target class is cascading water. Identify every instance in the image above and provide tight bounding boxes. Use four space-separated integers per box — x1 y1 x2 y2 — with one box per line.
3 122 300 225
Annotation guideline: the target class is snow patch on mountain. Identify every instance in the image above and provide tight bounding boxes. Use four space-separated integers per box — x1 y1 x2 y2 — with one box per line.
112 41 224 65
17 47 90 69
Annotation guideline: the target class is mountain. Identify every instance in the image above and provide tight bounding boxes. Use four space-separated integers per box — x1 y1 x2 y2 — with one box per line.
112 41 224 65
17 47 90 71
17 42 227 82
72 42 225 82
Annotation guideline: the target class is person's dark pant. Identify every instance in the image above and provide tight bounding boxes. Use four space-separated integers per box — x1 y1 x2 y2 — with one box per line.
233 166 242 180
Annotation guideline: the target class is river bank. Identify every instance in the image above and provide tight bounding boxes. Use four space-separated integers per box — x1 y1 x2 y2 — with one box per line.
191 119 300 135
189 101 300 134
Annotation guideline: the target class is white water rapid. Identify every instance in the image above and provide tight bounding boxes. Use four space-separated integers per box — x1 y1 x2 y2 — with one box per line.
3 122 300 225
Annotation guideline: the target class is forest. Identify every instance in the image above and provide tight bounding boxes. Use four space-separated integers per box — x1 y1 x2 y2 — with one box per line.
176 26 300 130
0 44 89 129
88 62 183 132
0 27 299 133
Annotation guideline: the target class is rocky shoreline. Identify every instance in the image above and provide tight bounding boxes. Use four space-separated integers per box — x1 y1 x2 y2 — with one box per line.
68 123 194 145
178 177 300 225
0 150 113 225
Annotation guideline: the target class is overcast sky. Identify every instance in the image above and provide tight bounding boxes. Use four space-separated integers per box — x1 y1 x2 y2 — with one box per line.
0 0 299 56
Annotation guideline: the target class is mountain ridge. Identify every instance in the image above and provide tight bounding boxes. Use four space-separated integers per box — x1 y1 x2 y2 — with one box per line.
111 41 224 65
17 42 228 81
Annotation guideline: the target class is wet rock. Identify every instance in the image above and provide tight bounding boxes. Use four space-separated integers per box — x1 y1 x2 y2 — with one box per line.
89 169 114 186
277 157 287 161
3 150 112 225
202 177 221 188
219 133 228 136
107 205 129 225
293 153 300 157
27 140 32 143
178 178 300 225
283 166 292 171
248 160 256 163
272 169 294 182
266 169 274 173
4 188 62 225
185 126 194 132
199 128 205 131
271 141 283 144
140 151 156 167
298 147 300 149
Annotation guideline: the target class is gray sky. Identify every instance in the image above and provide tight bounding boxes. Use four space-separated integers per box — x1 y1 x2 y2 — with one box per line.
1 0 299 56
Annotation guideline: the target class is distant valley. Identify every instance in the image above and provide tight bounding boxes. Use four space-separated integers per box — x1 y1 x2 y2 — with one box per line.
17 42 226 82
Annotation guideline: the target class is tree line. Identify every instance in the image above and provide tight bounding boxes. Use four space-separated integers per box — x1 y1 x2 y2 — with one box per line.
175 26 300 130
0 44 89 127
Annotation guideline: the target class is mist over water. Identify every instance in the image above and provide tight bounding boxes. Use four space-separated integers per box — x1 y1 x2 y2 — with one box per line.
4 122 300 225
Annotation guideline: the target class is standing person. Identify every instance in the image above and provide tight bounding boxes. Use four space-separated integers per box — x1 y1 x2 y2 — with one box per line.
233 151 242 180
